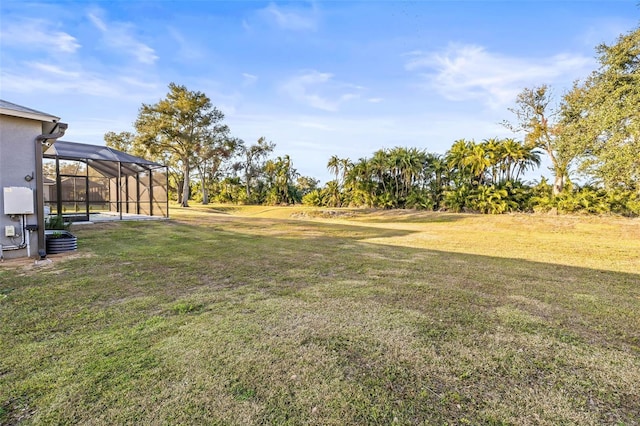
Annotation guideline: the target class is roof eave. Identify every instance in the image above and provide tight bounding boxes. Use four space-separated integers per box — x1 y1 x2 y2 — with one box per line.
0 107 60 123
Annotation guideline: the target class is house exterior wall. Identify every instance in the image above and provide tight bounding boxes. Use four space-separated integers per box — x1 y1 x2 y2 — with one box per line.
0 115 42 259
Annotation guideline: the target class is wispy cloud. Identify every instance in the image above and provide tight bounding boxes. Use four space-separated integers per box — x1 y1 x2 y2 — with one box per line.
88 9 158 64
258 2 319 31
297 121 332 130
242 73 258 87
280 70 362 112
405 44 594 108
88 12 108 32
30 63 81 78
0 18 80 53
119 76 159 91
1 61 161 100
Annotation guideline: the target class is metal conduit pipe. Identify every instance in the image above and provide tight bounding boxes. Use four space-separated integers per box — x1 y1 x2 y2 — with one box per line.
0 215 28 251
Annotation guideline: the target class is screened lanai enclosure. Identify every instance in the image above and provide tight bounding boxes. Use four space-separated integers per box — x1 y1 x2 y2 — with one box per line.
43 141 168 222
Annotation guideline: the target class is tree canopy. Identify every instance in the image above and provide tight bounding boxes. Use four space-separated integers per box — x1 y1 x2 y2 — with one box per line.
504 85 574 195
560 25 640 191
134 83 229 207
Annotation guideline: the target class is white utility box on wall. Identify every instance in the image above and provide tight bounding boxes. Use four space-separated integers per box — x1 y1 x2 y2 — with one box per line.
3 187 35 214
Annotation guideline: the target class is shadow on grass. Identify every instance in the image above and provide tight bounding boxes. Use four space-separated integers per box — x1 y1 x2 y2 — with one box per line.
181 205 241 215
68 214 640 350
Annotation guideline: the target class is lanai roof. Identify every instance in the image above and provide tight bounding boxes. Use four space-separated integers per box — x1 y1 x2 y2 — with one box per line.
44 140 165 177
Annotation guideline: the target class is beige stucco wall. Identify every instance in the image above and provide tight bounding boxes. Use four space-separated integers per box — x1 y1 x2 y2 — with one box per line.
0 115 41 259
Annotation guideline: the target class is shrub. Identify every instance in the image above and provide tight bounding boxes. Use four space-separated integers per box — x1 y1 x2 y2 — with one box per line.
45 215 70 231
302 189 323 206
405 190 433 210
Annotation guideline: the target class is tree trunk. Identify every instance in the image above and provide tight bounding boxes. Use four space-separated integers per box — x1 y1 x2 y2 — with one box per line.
553 173 564 195
547 149 566 196
202 187 209 205
245 171 251 199
181 160 190 207
198 166 209 205
176 181 182 203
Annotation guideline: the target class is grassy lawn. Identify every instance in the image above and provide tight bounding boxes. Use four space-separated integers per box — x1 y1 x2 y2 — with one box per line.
1 206 639 425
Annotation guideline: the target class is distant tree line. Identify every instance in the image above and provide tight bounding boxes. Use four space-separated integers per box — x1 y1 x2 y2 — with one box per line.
106 23 639 215
304 140 638 215
105 83 320 207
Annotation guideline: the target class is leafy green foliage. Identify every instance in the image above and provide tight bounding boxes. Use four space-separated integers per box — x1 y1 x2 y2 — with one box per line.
241 137 276 201
134 83 230 207
532 182 640 216
505 85 574 194
560 24 640 190
308 140 548 214
44 215 70 231
301 189 323 206
264 155 300 205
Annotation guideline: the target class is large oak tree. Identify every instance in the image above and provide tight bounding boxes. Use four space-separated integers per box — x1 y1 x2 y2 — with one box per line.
134 83 228 207
561 25 640 191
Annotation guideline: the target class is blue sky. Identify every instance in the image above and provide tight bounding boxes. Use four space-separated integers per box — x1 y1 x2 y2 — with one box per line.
1 1 637 183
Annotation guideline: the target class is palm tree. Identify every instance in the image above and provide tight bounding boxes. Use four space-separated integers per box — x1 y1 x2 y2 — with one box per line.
273 155 299 204
514 144 542 182
324 180 341 207
500 138 521 182
463 142 490 185
345 158 375 207
446 139 473 186
400 147 426 199
370 149 390 194
388 147 403 201
264 159 277 189
340 157 352 186
424 153 447 209
482 138 502 184
327 155 341 185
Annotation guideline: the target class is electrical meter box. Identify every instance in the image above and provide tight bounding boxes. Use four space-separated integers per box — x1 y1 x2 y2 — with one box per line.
3 187 35 214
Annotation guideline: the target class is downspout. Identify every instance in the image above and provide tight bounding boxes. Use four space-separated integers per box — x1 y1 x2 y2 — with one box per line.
35 122 68 258
85 159 90 220
55 157 62 219
165 166 169 218
125 169 129 214
136 171 141 215
149 168 154 217
118 161 123 220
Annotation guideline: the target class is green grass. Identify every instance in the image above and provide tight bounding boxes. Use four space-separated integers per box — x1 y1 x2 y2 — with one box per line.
1 205 639 425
